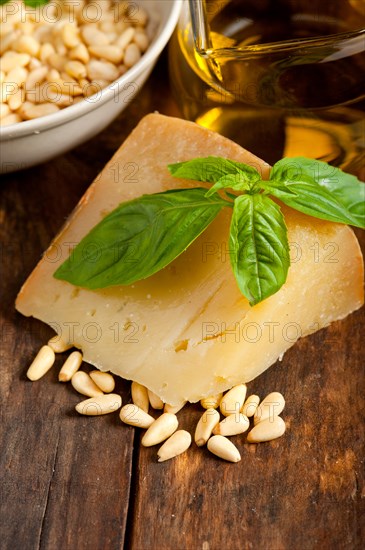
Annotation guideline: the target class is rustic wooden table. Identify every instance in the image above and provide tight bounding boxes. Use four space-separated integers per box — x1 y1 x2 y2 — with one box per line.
1 53 364 550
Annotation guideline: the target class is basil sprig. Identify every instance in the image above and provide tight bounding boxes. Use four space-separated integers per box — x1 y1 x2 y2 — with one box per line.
54 156 364 306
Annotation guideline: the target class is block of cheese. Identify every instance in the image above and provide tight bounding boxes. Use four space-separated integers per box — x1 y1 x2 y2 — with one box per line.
16 114 364 405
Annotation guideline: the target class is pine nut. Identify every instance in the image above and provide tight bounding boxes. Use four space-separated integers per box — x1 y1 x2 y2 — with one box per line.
133 7 148 27
1 112 21 125
220 384 247 416
147 389 164 410
119 403 154 429
207 435 241 463
69 43 89 64
0 103 10 119
1 51 30 72
39 42 55 63
46 69 61 83
82 26 110 47
241 394 260 417
133 31 149 53
247 416 286 443
89 371 115 393
0 0 150 124
13 35 40 56
71 371 104 397
47 334 73 353
48 79 82 96
48 53 66 72
194 408 220 447
141 413 179 447
123 43 141 68
164 401 187 414
254 392 285 424
157 430 192 462
115 27 135 50
58 351 83 382
64 60 87 79
200 393 223 410
75 393 122 415
8 87 23 110
62 23 80 48
26 345 55 381
25 66 48 90
87 59 119 81
213 413 250 437
4 66 28 87
0 31 20 55
88 45 123 64
131 381 149 413
19 102 60 120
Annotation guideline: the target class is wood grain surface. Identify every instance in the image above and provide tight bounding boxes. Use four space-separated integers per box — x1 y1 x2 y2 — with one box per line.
1 53 364 550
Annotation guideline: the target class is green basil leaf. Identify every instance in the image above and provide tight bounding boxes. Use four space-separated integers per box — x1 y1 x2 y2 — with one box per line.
168 156 260 187
54 188 229 289
269 157 365 228
205 173 255 197
229 194 289 306
23 0 48 6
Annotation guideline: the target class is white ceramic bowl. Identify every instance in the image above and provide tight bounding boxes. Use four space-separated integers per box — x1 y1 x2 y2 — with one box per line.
0 0 181 173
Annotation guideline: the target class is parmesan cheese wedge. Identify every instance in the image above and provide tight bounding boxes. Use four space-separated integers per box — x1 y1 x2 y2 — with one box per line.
16 114 364 405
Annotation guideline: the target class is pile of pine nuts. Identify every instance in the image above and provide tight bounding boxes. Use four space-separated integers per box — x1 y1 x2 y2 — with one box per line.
0 0 150 126
26 336 287 463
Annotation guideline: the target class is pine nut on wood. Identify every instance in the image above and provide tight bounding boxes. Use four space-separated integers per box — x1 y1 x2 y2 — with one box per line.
89 371 115 393
164 401 186 414
254 392 285 424
71 371 103 397
207 435 241 463
119 404 154 429
141 413 179 447
220 384 247 416
200 393 223 410
47 334 73 353
241 394 260 418
58 351 83 382
131 381 149 413
194 408 220 447
247 416 286 443
75 394 122 416
26 345 55 381
157 430 192 462
213 413 250 437
147 389 164 410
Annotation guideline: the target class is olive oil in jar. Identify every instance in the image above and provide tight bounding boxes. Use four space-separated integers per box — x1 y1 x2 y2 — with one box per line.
169 0 365 176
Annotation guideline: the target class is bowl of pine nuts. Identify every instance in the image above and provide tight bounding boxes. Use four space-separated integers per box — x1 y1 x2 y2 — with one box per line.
0 0 182 173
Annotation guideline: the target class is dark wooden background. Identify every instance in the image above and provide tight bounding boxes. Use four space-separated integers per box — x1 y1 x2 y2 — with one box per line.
1 52 364 550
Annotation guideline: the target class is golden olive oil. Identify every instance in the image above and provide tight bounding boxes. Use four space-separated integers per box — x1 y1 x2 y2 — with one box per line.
169 0 365 176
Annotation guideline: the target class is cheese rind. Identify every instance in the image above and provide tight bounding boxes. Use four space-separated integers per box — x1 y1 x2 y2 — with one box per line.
16 114 364 405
